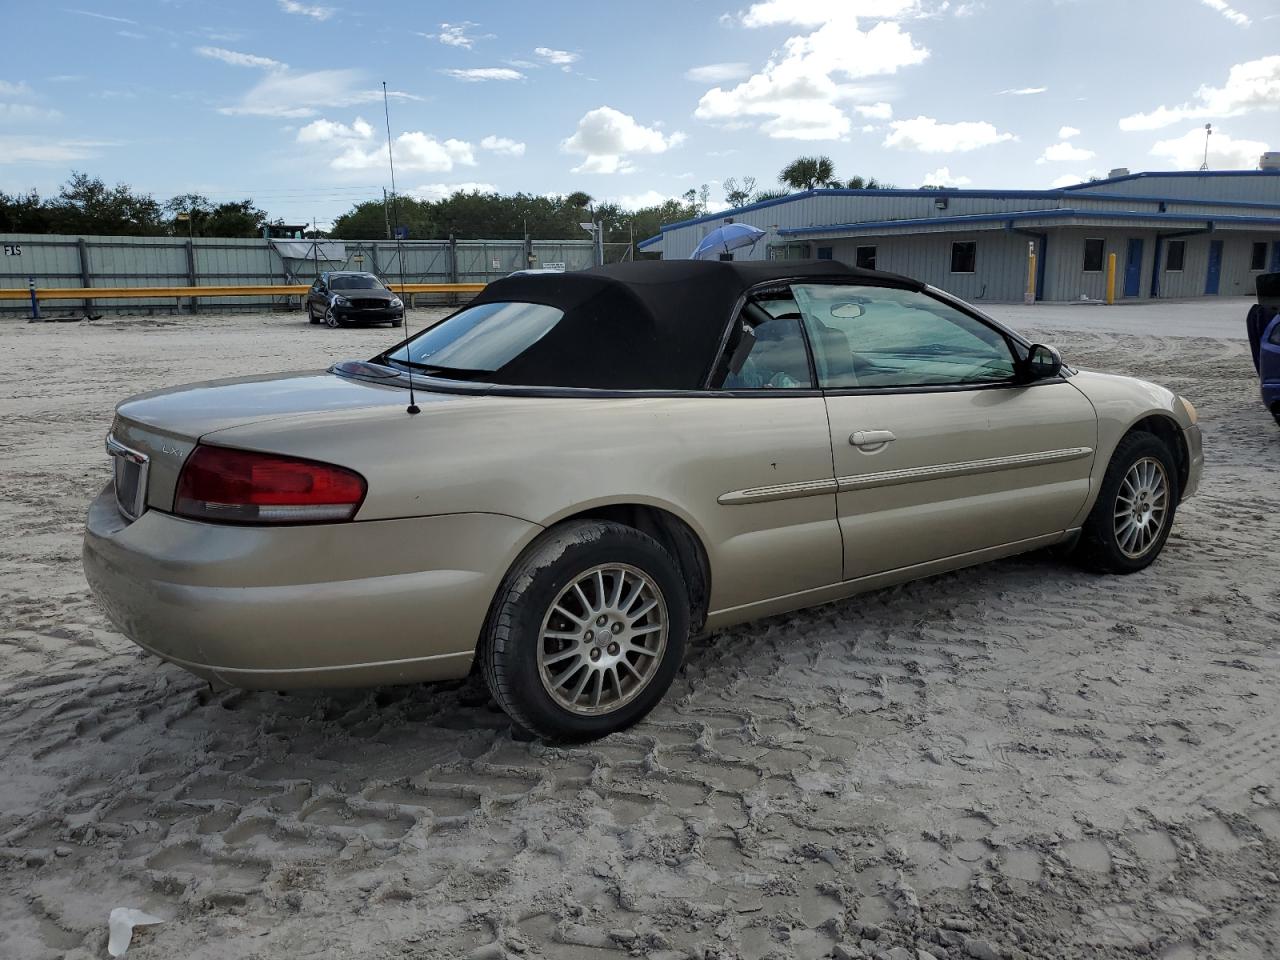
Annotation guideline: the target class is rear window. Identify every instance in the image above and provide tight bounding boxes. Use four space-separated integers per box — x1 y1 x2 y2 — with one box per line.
389 301 564 375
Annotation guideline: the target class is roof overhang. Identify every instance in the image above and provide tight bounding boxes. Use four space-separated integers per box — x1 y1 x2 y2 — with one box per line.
777 208 1280 241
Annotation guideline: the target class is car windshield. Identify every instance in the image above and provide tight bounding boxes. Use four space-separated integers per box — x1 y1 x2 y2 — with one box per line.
382 301 564 376
330 275 384 290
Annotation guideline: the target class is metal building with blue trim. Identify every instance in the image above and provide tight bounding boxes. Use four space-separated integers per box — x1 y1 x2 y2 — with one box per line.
637 170 1280 302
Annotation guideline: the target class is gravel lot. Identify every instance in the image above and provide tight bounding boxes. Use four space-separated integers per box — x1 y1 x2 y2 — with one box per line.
2 299 1277 960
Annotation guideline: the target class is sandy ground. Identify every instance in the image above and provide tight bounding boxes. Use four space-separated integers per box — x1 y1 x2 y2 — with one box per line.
1 301 1278 960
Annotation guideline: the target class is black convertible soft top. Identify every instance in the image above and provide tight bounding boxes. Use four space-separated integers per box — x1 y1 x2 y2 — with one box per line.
464 259 922 390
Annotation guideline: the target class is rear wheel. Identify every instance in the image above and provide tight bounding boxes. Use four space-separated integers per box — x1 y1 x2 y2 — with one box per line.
480 521 688 742
1075 432 1179 574
307 303 320 324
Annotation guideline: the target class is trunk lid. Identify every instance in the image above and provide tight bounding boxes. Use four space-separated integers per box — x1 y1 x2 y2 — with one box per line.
107 367 429 516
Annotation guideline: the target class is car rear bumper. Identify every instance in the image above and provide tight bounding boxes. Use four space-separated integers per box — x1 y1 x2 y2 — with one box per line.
1182 423 1203 500
83 484 538 689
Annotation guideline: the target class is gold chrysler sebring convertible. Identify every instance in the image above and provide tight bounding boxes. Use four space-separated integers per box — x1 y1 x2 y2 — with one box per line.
85 260 1203 740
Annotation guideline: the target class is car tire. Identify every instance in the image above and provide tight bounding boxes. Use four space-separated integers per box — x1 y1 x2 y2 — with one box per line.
324 308 342 329
480 520 689 742
1075 431 1179 574
307 304 320 324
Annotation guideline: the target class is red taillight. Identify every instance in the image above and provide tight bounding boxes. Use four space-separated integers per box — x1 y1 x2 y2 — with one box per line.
174 445 366 524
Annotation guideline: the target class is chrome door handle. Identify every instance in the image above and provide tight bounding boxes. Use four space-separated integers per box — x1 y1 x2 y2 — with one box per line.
850 429 896 447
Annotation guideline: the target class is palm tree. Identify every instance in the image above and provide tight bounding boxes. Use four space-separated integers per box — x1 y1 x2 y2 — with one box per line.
564 191 593 211
778 156 837 191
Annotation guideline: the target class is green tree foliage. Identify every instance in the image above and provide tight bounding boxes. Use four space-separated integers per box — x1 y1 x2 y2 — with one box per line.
163 194 269 238
722 176 758 208
778 156 838 191
44 172 164 235
0 188 53 232
751 188 791 203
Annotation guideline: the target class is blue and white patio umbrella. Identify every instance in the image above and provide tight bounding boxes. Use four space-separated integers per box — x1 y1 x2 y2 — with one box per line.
690 223 767 260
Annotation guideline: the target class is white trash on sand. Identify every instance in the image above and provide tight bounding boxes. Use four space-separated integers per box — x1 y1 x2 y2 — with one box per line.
107 908 164 957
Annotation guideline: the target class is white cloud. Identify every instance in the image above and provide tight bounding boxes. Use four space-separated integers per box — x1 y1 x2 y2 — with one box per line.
278 0 334 21
695 10 929 140
1049 171 1097 188
480 135 525 156
854 101 893 119
562 106 684 175
0 81 33 97
0 135 112 164
1058 125 1080 139
443 68 524 82
296 116 373 142
0 102 62 121
611 190 678 210
218 69 417 118
534 47 579 69
1119 55 1280 130
685 63 751 83
1200 0 1250 26
410 182 497 201
1149 126 1270 170
997 86 1046 96
437 22 483 48
1036 140 1096 164
884 116 1015 152
920 166 971 187
333 131 476 172
739 1 920 27
68 9 137 24
195 46 285 70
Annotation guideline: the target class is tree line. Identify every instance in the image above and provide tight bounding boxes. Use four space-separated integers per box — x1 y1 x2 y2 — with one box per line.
0 173 271 237
0 156 892 241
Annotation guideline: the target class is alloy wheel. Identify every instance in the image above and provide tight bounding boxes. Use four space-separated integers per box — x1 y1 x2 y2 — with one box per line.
1113 456 1169 559
325 308 339 328
536 563 668 716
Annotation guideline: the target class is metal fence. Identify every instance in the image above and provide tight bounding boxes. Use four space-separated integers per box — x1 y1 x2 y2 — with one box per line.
0 234 627 316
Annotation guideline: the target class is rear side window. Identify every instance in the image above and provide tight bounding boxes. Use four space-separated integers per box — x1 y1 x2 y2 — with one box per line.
394 301 563 373
791 284 1016 389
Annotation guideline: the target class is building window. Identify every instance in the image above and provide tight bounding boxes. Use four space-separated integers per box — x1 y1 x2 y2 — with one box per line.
816 246 834 260
1250 241 1267 271
1166 240 1186 272
950 241 977 274
855 245 877 270
1083 238 1105 272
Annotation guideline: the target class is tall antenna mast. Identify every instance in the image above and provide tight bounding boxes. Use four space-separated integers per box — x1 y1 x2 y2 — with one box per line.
383 80 419 415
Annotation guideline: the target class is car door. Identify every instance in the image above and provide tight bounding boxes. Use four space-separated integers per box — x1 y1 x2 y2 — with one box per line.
790 282 1097 581
308 276 323 312
703 299 843 609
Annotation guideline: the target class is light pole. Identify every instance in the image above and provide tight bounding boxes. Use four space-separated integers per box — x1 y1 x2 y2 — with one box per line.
1200 123 1212 171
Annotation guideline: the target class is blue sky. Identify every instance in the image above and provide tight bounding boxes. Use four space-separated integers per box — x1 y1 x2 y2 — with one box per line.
2 0 1278 229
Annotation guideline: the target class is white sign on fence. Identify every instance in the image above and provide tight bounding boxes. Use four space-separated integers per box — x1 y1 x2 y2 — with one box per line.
491 258 501 269
543 262 566 272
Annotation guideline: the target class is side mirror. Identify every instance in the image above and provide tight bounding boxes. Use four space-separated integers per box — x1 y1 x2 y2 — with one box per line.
1022 343 1063 382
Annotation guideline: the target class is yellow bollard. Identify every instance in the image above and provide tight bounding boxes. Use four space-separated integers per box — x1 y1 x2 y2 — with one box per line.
1105 252 1117 304
1025 246 1037 304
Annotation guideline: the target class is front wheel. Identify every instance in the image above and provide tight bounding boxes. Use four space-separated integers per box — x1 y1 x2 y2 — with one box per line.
324 308 342 329
480 521 689 742
1075 432 1179 574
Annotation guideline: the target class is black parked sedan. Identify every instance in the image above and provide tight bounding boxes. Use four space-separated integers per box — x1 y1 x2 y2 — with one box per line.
306 271 405 328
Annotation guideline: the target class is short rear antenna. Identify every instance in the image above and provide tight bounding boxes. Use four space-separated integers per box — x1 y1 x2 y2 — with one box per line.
383 80 419 415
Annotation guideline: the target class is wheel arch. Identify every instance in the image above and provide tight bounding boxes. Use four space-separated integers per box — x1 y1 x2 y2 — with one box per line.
1123 413 1190 498
534 500 712 635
